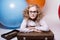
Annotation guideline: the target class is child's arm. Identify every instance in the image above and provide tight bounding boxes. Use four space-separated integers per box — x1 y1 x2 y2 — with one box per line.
20 19 33 32
35 19 49 31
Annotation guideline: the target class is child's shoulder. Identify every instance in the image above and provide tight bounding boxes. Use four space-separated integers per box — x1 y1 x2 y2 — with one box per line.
39 18 45 23
23 18 28 21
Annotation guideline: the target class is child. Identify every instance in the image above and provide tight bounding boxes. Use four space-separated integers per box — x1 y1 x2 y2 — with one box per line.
20 4 49 32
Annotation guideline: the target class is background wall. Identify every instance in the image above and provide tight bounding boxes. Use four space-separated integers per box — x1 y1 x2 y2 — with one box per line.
43 0 60 40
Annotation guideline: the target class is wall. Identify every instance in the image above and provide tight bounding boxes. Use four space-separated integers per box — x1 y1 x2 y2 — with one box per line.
43 0 60 40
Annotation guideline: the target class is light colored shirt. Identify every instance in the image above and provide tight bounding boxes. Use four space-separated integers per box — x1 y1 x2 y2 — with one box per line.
19 19 49 32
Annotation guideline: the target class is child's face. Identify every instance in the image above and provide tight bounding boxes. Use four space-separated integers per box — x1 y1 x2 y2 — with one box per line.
29 6 38 20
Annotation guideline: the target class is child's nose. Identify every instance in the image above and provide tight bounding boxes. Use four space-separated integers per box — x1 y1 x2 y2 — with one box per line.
32 13 34 14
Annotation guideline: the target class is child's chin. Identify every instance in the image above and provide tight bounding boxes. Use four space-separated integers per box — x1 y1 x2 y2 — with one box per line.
31 17 35 19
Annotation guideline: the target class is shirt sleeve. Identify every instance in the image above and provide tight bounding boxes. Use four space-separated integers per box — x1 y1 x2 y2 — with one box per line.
35 19 49 31
19 19 33 32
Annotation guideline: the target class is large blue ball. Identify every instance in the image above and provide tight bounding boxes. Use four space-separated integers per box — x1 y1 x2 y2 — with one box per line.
0 0 1 21
0 0 27 29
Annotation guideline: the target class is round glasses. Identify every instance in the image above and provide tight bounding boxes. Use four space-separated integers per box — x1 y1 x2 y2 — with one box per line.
29 11 38 13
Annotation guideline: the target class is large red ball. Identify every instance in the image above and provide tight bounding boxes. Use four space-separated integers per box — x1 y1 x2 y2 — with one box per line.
58 5 60 19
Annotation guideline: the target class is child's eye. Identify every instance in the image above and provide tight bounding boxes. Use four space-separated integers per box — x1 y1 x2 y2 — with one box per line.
30 11 33 13
34 11 38 13
29 11 38 13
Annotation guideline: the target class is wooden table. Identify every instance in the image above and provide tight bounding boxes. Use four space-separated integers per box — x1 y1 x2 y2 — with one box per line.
17 30 54 40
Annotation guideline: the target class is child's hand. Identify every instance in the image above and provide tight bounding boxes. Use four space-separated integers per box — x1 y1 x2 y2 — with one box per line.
27 27 35 30
27 27 41 32
33 29 41 32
